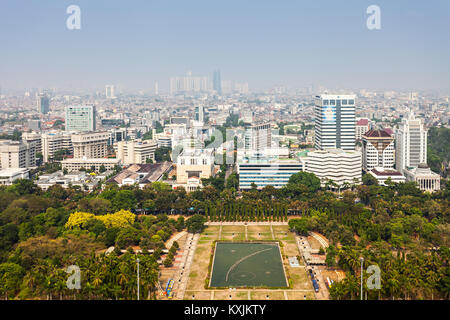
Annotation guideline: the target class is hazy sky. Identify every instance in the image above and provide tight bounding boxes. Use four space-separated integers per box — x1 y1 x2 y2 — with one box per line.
1 0 449 92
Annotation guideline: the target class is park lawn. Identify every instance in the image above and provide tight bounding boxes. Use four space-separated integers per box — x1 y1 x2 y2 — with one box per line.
221 225 245 233
185 241 214 291
247 232 273 240
247 225 272 233
220 233 246 241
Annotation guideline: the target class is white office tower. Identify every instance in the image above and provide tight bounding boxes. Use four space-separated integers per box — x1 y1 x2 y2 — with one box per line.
314 94 356 150
362 129 395 172
306 149 362 188
105 85 115 99
245 123 272 154
71 131 109 159
154 82 159 95
395 111 427 173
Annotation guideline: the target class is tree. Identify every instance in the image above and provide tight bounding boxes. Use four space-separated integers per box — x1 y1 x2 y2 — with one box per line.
287 172 321 193
362 173 378 186
185 214 206 233
12 179 39 196
0 263 25 299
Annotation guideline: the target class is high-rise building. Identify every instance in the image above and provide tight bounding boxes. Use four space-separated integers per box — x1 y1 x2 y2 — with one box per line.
245 123 272 154
0 140 36 168
41 132 73 162
213 70 221 95
362 129 395 172
154 82 159 95
105 85 115 99
395 112 427 173
71 131 109 159
314 94 356 151
195 106 205 123
65 105 96 132
37 93 50 114
169 72 210 94
28 120 41 131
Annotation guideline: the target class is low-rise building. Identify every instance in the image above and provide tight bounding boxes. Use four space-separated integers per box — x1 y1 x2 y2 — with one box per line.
61 158 121 172
106 162 172 188
36 170 109 191
238 157 305 190
176 148 215 185
0 168 30 185
368 167 406 186
403 163 440 193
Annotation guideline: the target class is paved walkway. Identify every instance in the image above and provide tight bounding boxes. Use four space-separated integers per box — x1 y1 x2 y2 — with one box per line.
205 221 288 226
165 231 187 249
173 233 200 300
310 232 329 249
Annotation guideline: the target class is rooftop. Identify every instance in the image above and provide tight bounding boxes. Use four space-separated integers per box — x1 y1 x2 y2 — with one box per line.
363 129 392 138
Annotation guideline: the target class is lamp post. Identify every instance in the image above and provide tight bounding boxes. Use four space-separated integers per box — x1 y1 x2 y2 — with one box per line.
360 257 364 300
137 257 140 301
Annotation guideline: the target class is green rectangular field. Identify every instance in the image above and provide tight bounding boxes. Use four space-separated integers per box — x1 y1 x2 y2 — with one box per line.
210 242 288 288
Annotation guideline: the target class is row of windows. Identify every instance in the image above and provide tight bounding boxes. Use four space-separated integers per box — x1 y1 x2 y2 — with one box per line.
322 99 355 106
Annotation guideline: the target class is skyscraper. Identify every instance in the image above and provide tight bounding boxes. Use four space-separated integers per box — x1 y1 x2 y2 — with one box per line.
105 85 115 99
65 105 96 132
213 69 221 95
395 111 427 173
37 93 50 114
314 94 356 151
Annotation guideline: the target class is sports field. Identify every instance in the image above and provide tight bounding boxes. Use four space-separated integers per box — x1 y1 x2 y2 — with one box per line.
210 242 287 288
183 224 316 300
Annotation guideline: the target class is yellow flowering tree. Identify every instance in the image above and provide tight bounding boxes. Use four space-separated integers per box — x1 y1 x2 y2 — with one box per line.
97 210 136 228
65 210 135 229
64 212 96 229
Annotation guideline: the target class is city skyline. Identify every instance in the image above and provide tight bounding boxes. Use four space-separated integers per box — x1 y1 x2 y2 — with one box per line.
1 0 450 93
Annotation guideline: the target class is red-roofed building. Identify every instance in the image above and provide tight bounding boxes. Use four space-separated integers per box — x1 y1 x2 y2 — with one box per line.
362 129 395 171
368 167 406 185
356 118 370 140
